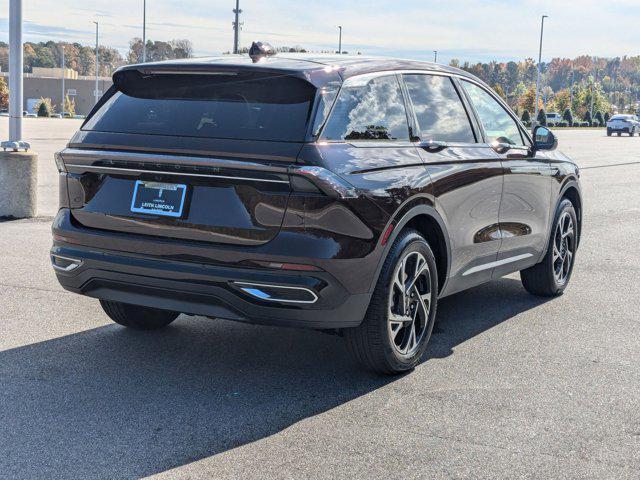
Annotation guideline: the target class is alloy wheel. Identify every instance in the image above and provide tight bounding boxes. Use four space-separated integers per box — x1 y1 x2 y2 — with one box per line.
553 211 575 285
388 251 432 357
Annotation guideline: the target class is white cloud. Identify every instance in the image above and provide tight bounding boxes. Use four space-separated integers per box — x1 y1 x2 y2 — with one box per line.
0 0 638 62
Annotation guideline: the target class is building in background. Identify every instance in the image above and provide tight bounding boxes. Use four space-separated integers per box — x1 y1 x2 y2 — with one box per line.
1 67 112 115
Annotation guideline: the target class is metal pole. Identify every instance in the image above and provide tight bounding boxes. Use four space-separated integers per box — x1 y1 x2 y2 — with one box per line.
142 0 147 62
534 15 548 129
94 21 99 104
60 45 65 114
338 26 342 54
233 0 241 54
590 58 596 121
433 50 438 63
8 0 23 142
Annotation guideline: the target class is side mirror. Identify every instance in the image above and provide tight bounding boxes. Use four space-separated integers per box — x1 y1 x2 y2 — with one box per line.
533 126 558 151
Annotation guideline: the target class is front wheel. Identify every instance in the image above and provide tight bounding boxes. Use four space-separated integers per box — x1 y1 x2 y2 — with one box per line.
607 128 612 136
100 300 179 330
521 199 578 297
344 229 438 374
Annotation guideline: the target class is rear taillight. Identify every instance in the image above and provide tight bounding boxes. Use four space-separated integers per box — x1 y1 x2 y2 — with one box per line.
289 166 359 199
54 151 67 173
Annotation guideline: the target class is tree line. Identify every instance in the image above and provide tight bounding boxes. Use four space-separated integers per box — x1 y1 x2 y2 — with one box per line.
1 39 639 125
0 39 193 77
454 55 640 125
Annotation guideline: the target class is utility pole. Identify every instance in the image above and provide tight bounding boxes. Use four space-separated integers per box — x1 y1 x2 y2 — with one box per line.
433 50 438 63
60 45 65 114
8 0 23 142
232 0 242 54
338 26 342 54
93 21 99 104
142 0 147 62
534 15 548 129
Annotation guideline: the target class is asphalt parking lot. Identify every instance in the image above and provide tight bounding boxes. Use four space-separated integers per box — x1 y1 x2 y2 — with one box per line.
1 119 639 479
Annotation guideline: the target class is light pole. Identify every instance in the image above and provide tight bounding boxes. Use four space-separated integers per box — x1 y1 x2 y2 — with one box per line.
142 0 147 62
93 21 99 105
60 45 65 114
8 0 23 143
433 50 438 63
338 26 342 54
534 14 548 130
590 57 597 122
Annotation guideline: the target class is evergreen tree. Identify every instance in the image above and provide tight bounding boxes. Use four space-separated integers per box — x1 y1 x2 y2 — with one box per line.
537 108 547 126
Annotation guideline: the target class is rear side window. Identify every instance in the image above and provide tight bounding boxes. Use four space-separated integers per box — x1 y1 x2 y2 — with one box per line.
403 74 476 143
83 71 316 142
321 75 410 141
461 80 524 146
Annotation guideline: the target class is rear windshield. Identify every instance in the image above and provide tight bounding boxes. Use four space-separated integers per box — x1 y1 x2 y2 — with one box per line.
83 71 317 142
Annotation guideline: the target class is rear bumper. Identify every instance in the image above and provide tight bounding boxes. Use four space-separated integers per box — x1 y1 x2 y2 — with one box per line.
51 209 371 329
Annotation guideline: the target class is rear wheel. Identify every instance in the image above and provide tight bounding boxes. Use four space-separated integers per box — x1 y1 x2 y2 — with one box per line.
345 229 438 374
521 199 578 297
100 300 179 330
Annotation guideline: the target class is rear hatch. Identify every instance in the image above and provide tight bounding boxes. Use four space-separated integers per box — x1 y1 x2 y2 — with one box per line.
61 68 319 246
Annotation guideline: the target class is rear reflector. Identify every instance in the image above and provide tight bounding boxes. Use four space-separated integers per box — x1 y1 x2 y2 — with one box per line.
254 261 322 272
381 223 395 246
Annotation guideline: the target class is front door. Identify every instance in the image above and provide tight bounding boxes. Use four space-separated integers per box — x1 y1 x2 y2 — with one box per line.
458 79 552 278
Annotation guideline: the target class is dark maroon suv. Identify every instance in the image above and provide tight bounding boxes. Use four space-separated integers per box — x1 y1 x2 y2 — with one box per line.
52 53 582 373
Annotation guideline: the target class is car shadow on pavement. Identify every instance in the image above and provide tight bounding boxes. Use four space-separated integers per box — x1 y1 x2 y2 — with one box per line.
0 277 550 478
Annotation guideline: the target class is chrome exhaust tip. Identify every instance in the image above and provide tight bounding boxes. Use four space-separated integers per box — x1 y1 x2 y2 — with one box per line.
51 254 83 273
233 281 318 304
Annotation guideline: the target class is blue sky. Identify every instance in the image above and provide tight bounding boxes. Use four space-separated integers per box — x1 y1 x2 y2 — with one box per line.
1 0 639 63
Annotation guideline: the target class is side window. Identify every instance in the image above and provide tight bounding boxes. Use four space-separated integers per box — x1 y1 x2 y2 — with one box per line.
461 80 524 146
321 75 410 141
403 74 476 143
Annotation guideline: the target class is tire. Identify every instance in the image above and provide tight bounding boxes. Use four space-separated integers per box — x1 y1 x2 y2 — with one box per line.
100 300 179 330
344 229 438 375
630 130 635 137
520 199 578 297
607 128 612 136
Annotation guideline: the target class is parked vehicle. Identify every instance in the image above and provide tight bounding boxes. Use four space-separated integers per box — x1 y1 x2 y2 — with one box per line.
51 52 582 374
545 112 562 126
606 114 640 136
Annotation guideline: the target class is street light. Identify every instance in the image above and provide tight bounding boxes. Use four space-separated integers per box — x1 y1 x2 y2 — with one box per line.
142 0 147 62
93 21 99 105
60 45 65 115
338 26 342 54
534 14 548 130
7 0 24 144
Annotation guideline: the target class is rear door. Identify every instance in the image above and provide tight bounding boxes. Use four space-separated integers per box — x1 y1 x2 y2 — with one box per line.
459 79 552 276
62 71 318 246
404 73 503 295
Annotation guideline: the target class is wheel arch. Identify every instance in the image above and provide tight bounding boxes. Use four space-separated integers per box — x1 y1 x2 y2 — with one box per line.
372 204 452 296
559 180 583 247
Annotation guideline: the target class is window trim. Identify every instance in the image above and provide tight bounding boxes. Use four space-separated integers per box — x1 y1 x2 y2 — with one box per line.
315 69 533 148
400 72 480 147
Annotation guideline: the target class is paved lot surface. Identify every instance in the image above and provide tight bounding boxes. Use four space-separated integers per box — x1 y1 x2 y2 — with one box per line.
1 120 639 479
